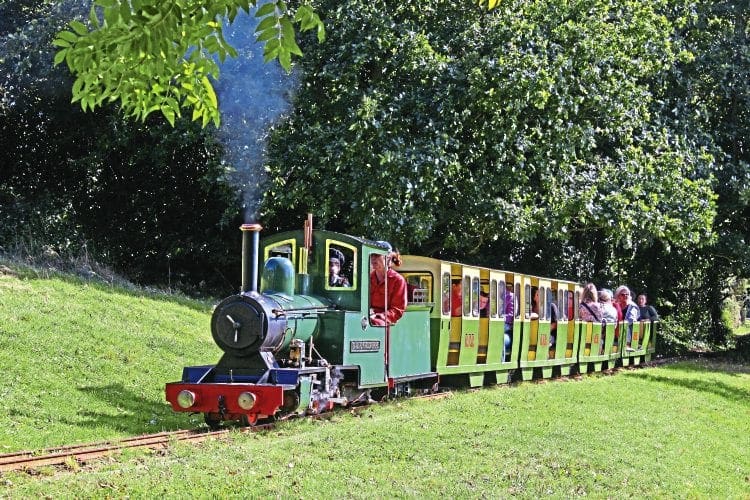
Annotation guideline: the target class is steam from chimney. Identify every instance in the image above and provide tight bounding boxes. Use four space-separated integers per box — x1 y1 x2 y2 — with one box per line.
216 3 297 223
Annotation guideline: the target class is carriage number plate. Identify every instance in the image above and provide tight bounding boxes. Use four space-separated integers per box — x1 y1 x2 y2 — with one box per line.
350 340 381 353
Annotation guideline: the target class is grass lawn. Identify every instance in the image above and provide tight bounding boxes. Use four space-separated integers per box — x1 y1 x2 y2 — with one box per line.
1 266 749 497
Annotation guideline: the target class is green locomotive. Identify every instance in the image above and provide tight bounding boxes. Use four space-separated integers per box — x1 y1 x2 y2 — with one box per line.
166 220 657 427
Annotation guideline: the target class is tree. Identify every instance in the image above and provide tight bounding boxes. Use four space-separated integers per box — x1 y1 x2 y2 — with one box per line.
262 0 715 268
1 0 245 294
53 0 324 127
636 0 750 344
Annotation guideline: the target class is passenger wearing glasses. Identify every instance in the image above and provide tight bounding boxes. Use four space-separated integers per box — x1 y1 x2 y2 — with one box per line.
614 285 639 350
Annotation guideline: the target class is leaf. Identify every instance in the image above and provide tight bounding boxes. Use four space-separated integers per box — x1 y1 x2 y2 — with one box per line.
201 76 217 109
89 4 101 28
162 105 176 126
70 20 89 36
53 49 68 66
278 48 291 71
56 30 78 43
255 14 278 33
255 2 276 18
256 28 277 43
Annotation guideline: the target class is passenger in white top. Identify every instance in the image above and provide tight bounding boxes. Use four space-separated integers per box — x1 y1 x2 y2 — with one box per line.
598 289 618 323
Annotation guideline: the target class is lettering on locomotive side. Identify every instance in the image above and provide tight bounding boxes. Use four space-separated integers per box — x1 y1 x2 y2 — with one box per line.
593 335 599 343
464 334 475 348
350 340 381 353
540 335 548 346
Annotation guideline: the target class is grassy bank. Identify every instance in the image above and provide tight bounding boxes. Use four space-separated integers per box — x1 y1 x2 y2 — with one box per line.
0 266 216 451
1 266 749 497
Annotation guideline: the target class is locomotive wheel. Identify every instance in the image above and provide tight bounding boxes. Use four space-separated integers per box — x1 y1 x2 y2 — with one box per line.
204 412 222 430
281 389 300 413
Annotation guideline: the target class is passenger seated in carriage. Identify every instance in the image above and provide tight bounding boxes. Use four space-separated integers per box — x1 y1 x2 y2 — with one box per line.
614 285 640 350
637 293 659 321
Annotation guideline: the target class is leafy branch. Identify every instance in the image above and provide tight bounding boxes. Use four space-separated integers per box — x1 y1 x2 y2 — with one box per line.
53 0 325 127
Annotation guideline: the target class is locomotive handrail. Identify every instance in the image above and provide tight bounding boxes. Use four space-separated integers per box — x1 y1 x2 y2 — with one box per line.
271 306 331 315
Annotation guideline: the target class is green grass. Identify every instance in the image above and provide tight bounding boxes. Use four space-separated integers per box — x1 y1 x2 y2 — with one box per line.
1 267 749 497
0 269 215 451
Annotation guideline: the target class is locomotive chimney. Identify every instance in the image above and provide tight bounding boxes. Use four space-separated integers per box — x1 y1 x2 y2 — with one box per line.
240 223 262 294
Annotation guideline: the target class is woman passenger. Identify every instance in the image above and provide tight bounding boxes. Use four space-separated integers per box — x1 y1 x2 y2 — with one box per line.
578 283 602 322
614 285 640 349
598 289 618 323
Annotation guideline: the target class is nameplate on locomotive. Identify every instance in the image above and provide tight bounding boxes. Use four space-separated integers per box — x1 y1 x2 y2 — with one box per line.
350 340 381 353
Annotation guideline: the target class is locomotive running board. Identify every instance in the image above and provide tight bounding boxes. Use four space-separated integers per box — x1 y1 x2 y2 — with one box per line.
387 372 438 388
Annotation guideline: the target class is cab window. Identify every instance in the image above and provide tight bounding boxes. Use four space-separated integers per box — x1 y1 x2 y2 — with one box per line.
265 239 296 263
326 242 355 290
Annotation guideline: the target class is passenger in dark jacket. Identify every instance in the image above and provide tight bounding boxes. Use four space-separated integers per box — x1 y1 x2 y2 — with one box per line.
636 293 659 321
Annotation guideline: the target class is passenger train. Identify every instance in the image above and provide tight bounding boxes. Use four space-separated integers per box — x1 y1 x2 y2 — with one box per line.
165 218 657 427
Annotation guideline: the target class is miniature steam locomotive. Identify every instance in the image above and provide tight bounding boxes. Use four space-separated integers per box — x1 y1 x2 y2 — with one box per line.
165 219 657 428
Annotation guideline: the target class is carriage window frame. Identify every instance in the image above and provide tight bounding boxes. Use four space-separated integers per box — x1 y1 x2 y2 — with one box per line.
325 240 357 291
441 272 451 316
490 279 498 318
471 277 481 317
463 275 472 317
403 272 433 303
515 283 522 319
558 289 566 321
524 284 532 319
546 288 555 321
539 286 547 320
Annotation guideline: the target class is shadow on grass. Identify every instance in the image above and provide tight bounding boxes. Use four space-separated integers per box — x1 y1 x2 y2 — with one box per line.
61 383 187 434
626 371 750 406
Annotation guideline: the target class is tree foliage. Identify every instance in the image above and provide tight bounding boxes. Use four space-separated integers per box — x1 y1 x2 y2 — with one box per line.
52 0 324 127
1 0 244 294
3 0 748 347
263 0 715 264
638 0 750 344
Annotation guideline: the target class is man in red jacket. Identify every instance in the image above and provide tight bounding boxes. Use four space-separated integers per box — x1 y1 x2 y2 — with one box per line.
369 251 407 326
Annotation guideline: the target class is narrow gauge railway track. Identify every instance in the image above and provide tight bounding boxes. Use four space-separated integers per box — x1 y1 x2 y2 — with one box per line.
0 429 236 472
0 392 450 473
0 359 675 473
0 359 673 473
